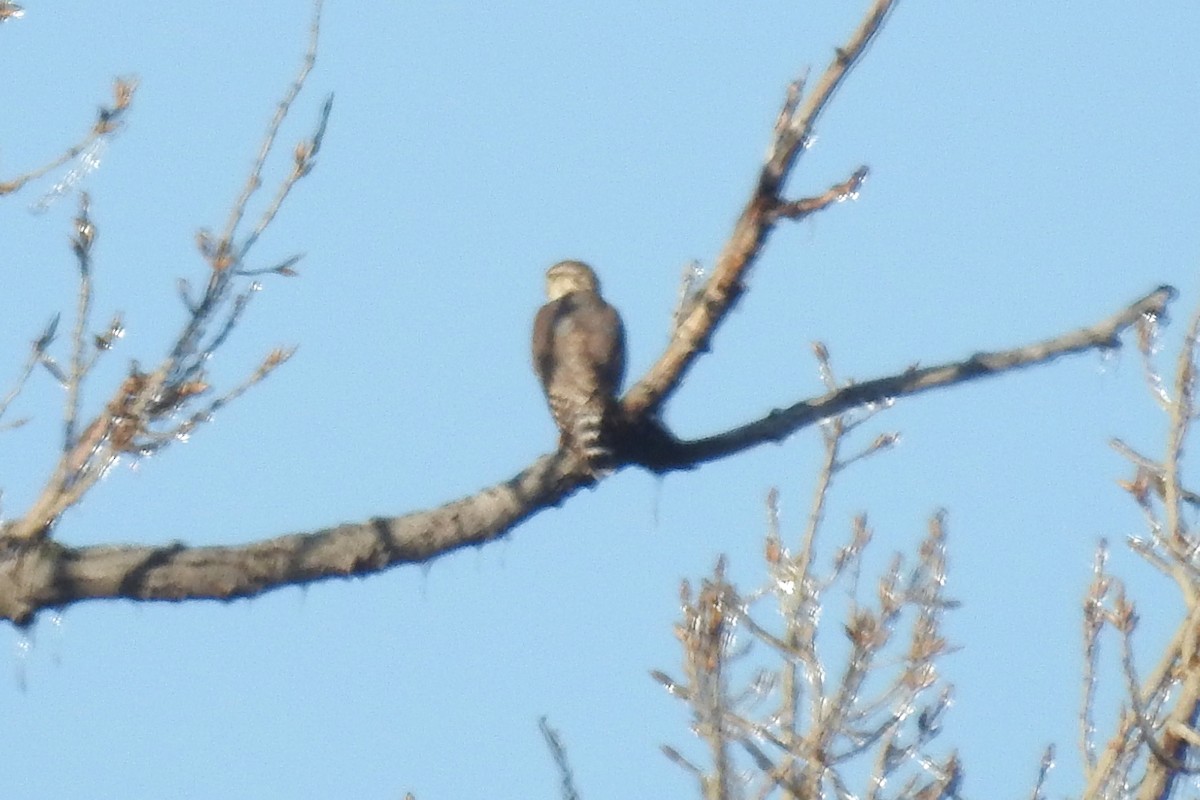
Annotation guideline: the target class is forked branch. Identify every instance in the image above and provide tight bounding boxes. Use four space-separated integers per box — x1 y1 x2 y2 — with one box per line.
4 3 327 544
622 0 897 419
0 0 1177 632
637 285 1174 470
0 78 136 198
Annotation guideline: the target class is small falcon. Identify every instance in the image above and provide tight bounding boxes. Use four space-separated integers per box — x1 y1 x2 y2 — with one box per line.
531 260 626 472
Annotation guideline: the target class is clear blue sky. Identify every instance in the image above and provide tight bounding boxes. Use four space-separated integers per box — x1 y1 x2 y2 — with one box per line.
1 2 1198 797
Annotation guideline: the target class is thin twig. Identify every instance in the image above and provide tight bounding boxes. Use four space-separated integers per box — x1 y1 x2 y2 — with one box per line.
62 194 95 464
1028 744 1055 800
0 79 135 198
219 0 325 259
0 317 57 426
1080 542 1108 773
538 717 582 800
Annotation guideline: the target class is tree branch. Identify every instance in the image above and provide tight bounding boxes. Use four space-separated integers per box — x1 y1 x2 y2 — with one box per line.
5 3 326 544
0 452 579 624
634 285 1175 471
0 284 1172 623
622 0 897 419
0 78 136 198
0 0 1178 627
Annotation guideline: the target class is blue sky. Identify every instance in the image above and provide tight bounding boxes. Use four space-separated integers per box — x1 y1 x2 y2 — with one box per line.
1 1 1198 797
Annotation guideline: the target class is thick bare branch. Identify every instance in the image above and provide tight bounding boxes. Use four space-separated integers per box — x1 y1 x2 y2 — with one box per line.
0 284 1172 622
0 452 580 624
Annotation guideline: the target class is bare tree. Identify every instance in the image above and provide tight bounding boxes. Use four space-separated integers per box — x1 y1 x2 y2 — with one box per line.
7 3 1200 795
640 299 1200 800
0 0 1167 633
655 415 961 799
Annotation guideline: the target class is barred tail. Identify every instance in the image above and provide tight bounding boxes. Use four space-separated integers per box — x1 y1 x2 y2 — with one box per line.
550 393 620 474
574 399 611 470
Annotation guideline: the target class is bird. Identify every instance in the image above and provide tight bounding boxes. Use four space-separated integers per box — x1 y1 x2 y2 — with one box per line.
532 260 627 474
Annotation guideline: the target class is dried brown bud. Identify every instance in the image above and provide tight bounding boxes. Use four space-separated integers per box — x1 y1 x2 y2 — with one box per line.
845 609 881 649
1134 314 1155 357
176 381 210 400
72 194 96 258
1112 595 1137 633
261 347 296 373
94 314 125 351
112 77 138 110
905 662 938 690
0 2 25 23
878 559 901 615
764 536 781 565
294 140 312 165
195 229 216 258
868 432 900 453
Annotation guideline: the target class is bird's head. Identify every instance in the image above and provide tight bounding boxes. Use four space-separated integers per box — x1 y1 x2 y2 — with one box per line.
545 260 600 301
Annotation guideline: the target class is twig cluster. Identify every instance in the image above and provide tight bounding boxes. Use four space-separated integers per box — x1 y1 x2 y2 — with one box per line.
654 378 960 800
1075 303 1200 799
0 4 330 553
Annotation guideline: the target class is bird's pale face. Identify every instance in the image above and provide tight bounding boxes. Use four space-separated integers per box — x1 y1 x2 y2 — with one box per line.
545 260 600 301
